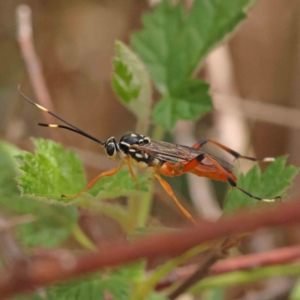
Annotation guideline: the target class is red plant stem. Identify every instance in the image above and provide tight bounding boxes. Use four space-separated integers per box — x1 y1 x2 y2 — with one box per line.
1 200 300 299
156 244 300 291
211 244 300 275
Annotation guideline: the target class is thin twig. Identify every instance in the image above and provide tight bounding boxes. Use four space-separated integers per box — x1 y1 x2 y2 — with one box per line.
168 234 240 298
213 93 300 130
168 250 221 300
16 5 59 140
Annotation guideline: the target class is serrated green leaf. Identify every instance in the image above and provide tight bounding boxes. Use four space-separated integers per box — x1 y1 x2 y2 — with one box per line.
152 97 176 131
19 222 69 248
0 141 78 248
132 0 255 94
48 276 106 300
202 288 225 300
112 41 152 133
48 274 130 300
18 206 78 248
15 138 151 233
89 169 151 200
152 79 212 130
112 60 141 103
11 294 45 300
17 139 86 202
105 276 130 300
132 0 255 129
224 157 299 212
48 263 146 300
111 261 146 285
147 293 168 300
0 141 38 213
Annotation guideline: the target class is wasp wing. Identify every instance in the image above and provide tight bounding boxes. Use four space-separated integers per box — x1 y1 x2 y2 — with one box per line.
137 139 234 173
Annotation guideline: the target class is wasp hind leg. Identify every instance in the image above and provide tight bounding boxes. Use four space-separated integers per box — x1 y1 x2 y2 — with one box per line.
183 153 281 203
62 162 124 199
192 138 274 163
154 172 197 225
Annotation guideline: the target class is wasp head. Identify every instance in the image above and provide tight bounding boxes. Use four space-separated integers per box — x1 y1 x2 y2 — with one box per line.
105 137 118 160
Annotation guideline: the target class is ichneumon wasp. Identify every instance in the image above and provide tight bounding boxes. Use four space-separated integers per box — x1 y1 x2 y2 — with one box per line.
19 88 281 225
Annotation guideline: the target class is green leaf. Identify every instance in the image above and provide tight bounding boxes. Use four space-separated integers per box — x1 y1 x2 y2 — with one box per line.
132 0 255 94
111 261 146 285
15 139 151 233
48 274 130 300
147 293 168 300
17 139 86 202
18 206 78 248
11 295 44 300
202 288 226 300
132 0 255 129
89 169 151 200
152 79 212 130
113 60 141 103
112 41 152 133
0 141 78 248
0 141 38 214
224 157 299 212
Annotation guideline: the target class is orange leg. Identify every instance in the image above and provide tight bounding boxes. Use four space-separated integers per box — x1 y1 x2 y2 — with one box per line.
182 153 279 202
127 159 140 189
192 138 274 162
154 172 197 225
62 162 125 199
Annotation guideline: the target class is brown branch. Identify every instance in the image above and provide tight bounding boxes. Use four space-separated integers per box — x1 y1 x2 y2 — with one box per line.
16 5 59 140
1 199 300 299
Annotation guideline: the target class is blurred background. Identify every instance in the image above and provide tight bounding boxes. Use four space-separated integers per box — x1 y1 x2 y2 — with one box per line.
0 0 299 222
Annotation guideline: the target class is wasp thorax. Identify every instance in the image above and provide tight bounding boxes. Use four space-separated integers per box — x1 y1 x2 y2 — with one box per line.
105 137 118 159
119 133 150 154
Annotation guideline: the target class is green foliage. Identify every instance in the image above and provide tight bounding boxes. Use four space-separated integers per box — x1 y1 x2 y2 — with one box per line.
224 157 299 212
47 276 126 300
132 0 255 130
112 40 152 133
90 169 151 199
48 262 146 300
18 205 78 248
0 141 77 248
202 288 225 300
17 138 86 202
146 293 168 300
112 261 146 285
12 295 44 300
152 80 211 129
0 141 39 214
17 139 150 205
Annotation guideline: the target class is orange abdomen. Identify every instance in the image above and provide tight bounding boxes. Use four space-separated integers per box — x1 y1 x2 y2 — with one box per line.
189 165 237 183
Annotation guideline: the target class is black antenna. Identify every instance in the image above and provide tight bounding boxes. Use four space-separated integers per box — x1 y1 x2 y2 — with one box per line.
38 123 106 145
18 86 106 146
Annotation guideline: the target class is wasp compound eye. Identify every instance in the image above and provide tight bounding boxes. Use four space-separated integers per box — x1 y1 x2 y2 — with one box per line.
106 143 116 157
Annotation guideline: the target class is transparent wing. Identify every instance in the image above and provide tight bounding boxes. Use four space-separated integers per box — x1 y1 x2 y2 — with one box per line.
137 138 234 172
